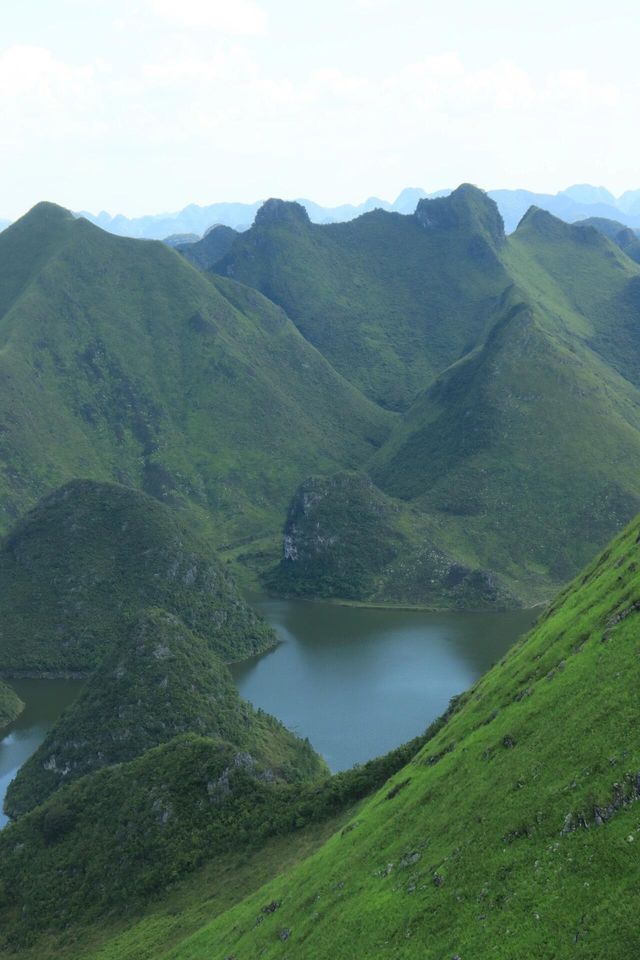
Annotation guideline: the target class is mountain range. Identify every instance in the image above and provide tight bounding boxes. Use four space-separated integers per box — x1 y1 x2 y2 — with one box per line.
1 178 640 957
1 188 640 605
3 184 640 240
75 183 640 237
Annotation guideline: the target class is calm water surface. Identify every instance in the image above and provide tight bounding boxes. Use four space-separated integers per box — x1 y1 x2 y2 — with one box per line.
232 599 535 772
0 601 535 825
0 679 82 828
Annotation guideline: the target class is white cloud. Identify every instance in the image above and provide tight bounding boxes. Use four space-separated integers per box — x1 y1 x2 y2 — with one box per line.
144 0 268 34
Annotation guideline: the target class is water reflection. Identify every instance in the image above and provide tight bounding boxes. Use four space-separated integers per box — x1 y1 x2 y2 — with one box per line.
233 600 535 772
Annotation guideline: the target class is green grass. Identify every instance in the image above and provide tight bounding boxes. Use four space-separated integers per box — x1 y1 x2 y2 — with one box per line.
125 508 640 960
0 202 392 549
0 717 441 951
0 479 275 675
216 187 510 412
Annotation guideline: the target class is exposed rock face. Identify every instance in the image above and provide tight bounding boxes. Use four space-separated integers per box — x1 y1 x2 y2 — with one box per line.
254 198 310 228
267 471 517 608
415 183 505 248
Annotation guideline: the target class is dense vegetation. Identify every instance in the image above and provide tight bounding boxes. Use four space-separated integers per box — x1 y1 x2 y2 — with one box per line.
269 471 515 607
3 500 638 958
0 678 23 730
0 480 275 675
116 508 639 960
5 607 325 818
0 202 391 550
0 711 446 948
218 189 640 602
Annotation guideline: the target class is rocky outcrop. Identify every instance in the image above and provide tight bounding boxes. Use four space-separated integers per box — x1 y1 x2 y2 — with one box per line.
267 471 517 608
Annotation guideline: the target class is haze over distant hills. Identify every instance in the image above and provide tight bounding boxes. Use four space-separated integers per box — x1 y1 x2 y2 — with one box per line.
77 183 640 238
3 184 640 240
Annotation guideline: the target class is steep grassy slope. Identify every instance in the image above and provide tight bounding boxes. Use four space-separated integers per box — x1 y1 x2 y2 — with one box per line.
0 678 23 730
268 471 515 607
5 607 325 819
217 187 511 410
371 213 640 599
578 216 640 263
0 480 275 675
126 510 640 960
0 722 435 949
0 202 391 543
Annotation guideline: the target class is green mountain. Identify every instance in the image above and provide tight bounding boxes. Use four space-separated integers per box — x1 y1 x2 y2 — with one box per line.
217 188 510 411
0 678 23 730
577 216 640 262
268 471 516 607
240 196 640 602
176 224 238 269
0 479 275 675
5 607 326 819
3 494 639 959
0 202 391 547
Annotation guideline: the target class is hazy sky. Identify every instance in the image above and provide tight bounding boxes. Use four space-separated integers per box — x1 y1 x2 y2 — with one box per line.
2 0 639 219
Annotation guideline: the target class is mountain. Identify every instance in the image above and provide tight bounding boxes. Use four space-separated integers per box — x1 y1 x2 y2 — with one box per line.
370 209 640 598
560 183 617 206
267 471 516 608
71 184 640 242
216 190 640 601
578 216 640 263
0 679 23 730
217 186 510 411
0 480 275 676
0 202 391 549
5 606 326 819
4 495 639 958
176 223 238 269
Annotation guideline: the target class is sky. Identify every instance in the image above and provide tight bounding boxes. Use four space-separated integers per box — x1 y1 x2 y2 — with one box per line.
1 0 640 219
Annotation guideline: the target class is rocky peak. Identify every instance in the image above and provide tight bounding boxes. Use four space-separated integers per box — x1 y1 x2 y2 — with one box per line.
254 198 310 228
414 183 505 246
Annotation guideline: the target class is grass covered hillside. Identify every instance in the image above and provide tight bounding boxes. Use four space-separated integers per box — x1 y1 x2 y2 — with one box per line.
107 507 640 960
0 678 23 731
0 714 435 950
217 186 511 411
0 202 391 545
268 471 515 608
0 480 275 675
4 607 326 818
370 215 640 600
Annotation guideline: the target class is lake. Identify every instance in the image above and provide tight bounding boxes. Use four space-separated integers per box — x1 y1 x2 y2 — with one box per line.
0 601 535 825
232 599 535 771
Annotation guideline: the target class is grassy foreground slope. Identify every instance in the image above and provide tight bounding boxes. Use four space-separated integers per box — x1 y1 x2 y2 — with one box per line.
0 202 391 543
0 679 23 730
5 607 325 819
0 480 274 675
148 514 640 960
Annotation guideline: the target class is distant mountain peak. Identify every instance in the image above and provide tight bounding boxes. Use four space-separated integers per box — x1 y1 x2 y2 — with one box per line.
415 183 505 245
254 198 310 227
